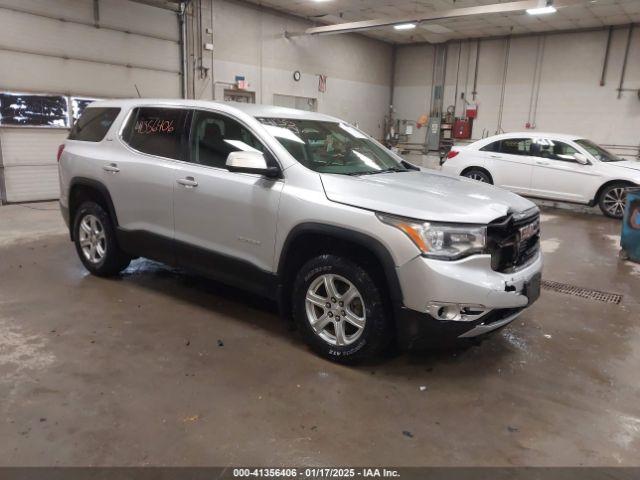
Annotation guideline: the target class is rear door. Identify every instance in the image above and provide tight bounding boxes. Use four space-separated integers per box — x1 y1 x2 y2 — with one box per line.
529 138 601 202
172 108 284 295
110 106 190 257
481 137 535 194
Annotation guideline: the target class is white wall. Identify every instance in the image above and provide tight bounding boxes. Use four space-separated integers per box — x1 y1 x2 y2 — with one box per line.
195 0 393 138
0 0 181 97
392 44 434 145
393 28 640 152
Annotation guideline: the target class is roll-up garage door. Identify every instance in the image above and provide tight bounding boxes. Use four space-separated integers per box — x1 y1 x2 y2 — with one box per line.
0 0 182 203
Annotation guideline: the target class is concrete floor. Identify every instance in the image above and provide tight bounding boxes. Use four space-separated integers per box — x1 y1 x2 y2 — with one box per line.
1 202 639 466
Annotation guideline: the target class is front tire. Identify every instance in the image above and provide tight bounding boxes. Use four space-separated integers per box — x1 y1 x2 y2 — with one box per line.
292 254 392 363
462 168 492 184
598 182 629 219
73 201 131 276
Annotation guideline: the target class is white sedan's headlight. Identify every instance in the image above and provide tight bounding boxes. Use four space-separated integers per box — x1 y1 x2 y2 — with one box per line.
377 213 487 260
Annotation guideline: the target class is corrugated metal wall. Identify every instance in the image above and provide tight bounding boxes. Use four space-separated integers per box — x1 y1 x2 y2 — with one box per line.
0 0 182 203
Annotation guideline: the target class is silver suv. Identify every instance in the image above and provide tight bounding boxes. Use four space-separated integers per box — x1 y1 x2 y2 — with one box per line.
58 99 543 362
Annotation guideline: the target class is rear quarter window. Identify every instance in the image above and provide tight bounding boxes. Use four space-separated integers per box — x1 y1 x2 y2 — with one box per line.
480 141 501 153
68 107 120 142
122 107 189 160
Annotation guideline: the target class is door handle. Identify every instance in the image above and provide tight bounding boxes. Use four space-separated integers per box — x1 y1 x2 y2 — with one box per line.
177 176 198 188
102 163 120 173
536 160 550 166
490 155 502 159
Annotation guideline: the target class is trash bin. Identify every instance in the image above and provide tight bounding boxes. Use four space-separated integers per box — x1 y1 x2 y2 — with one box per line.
621 187 640 263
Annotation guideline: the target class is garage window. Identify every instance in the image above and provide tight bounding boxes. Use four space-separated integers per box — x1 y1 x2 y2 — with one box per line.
122 107 190 161
68 108 120 142
0 92 69 127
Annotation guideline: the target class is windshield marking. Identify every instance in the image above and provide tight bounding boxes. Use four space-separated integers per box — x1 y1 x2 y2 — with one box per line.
262 124 305 144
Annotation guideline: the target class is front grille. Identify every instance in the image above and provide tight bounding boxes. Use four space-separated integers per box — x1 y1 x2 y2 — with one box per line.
487 209 540 273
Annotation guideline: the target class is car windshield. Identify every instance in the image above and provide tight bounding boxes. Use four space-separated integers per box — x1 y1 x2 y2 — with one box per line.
257 117 407 175
575 139 623 162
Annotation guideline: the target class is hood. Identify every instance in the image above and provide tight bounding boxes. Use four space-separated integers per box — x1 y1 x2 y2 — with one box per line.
611 160 640 172
320 170 536 224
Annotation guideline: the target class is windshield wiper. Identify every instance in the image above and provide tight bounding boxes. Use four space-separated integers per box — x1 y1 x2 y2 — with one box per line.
349 167 408 176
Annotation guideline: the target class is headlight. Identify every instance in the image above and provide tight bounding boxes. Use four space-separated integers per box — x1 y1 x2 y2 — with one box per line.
377 213 487 260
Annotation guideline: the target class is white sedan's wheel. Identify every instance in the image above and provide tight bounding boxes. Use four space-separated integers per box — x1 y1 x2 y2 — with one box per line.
599 183 629 219
462 169 492 184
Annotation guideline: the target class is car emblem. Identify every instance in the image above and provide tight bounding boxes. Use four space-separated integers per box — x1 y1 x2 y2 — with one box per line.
519 219 540 241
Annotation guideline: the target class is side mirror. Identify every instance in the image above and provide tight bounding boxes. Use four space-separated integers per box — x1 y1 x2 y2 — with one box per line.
573 152 590 165
226 151 280 178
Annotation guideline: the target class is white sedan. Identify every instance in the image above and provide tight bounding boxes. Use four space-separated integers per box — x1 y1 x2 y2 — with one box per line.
441 132 640 218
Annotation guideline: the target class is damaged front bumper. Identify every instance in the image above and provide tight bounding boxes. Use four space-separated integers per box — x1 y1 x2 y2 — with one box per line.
394 251 542 349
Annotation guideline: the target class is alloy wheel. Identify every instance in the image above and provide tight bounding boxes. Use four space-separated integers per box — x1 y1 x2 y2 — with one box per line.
304 274 366 346
78 214 107 264
466 172 487 183
603 187 627 218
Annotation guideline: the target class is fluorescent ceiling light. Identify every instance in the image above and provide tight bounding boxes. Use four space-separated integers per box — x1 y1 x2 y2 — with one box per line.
394 23 417 30
526 5 557 14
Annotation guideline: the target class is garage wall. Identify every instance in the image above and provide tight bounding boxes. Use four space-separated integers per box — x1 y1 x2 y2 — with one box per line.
190 0 393 138
391 44 435 145
393 27 640 153
0 0 181 203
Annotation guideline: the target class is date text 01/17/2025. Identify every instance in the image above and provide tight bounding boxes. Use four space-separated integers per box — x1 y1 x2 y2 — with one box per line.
232 468 401 478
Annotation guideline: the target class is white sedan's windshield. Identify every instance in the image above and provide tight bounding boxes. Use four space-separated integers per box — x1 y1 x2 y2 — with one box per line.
257 117 407 175
575 139 622 162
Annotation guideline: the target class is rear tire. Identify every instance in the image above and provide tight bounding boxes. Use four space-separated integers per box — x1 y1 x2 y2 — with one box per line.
73 201 131 276
598 182 630 219
291 254 392 363
462 168 492 184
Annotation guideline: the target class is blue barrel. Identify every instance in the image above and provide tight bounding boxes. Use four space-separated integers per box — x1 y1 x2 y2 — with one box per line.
621 187 640 263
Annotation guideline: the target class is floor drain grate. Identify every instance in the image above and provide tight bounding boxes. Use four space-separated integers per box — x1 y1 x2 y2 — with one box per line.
541 280 622 304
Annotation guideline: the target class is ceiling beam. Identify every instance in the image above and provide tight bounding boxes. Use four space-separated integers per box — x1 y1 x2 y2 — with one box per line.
305 0 584 36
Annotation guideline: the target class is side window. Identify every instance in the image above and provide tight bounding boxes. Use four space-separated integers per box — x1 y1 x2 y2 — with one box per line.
189 110 264 169
480 141 501 153
500 138 533 156
123 107 189 160
535 139 580 161
68 107 120 142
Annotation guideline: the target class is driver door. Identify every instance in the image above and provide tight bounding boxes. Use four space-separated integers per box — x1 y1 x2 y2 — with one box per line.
172 109 284 294
529 138 601 202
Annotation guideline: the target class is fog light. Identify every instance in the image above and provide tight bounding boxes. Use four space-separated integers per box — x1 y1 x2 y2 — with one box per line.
427 303 488 322
438 305 461 321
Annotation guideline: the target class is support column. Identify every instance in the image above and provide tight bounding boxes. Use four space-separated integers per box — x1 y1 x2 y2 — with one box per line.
184 0 215 100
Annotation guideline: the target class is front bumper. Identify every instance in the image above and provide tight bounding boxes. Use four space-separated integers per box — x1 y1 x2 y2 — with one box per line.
396 307 525 349
395 251 542 349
